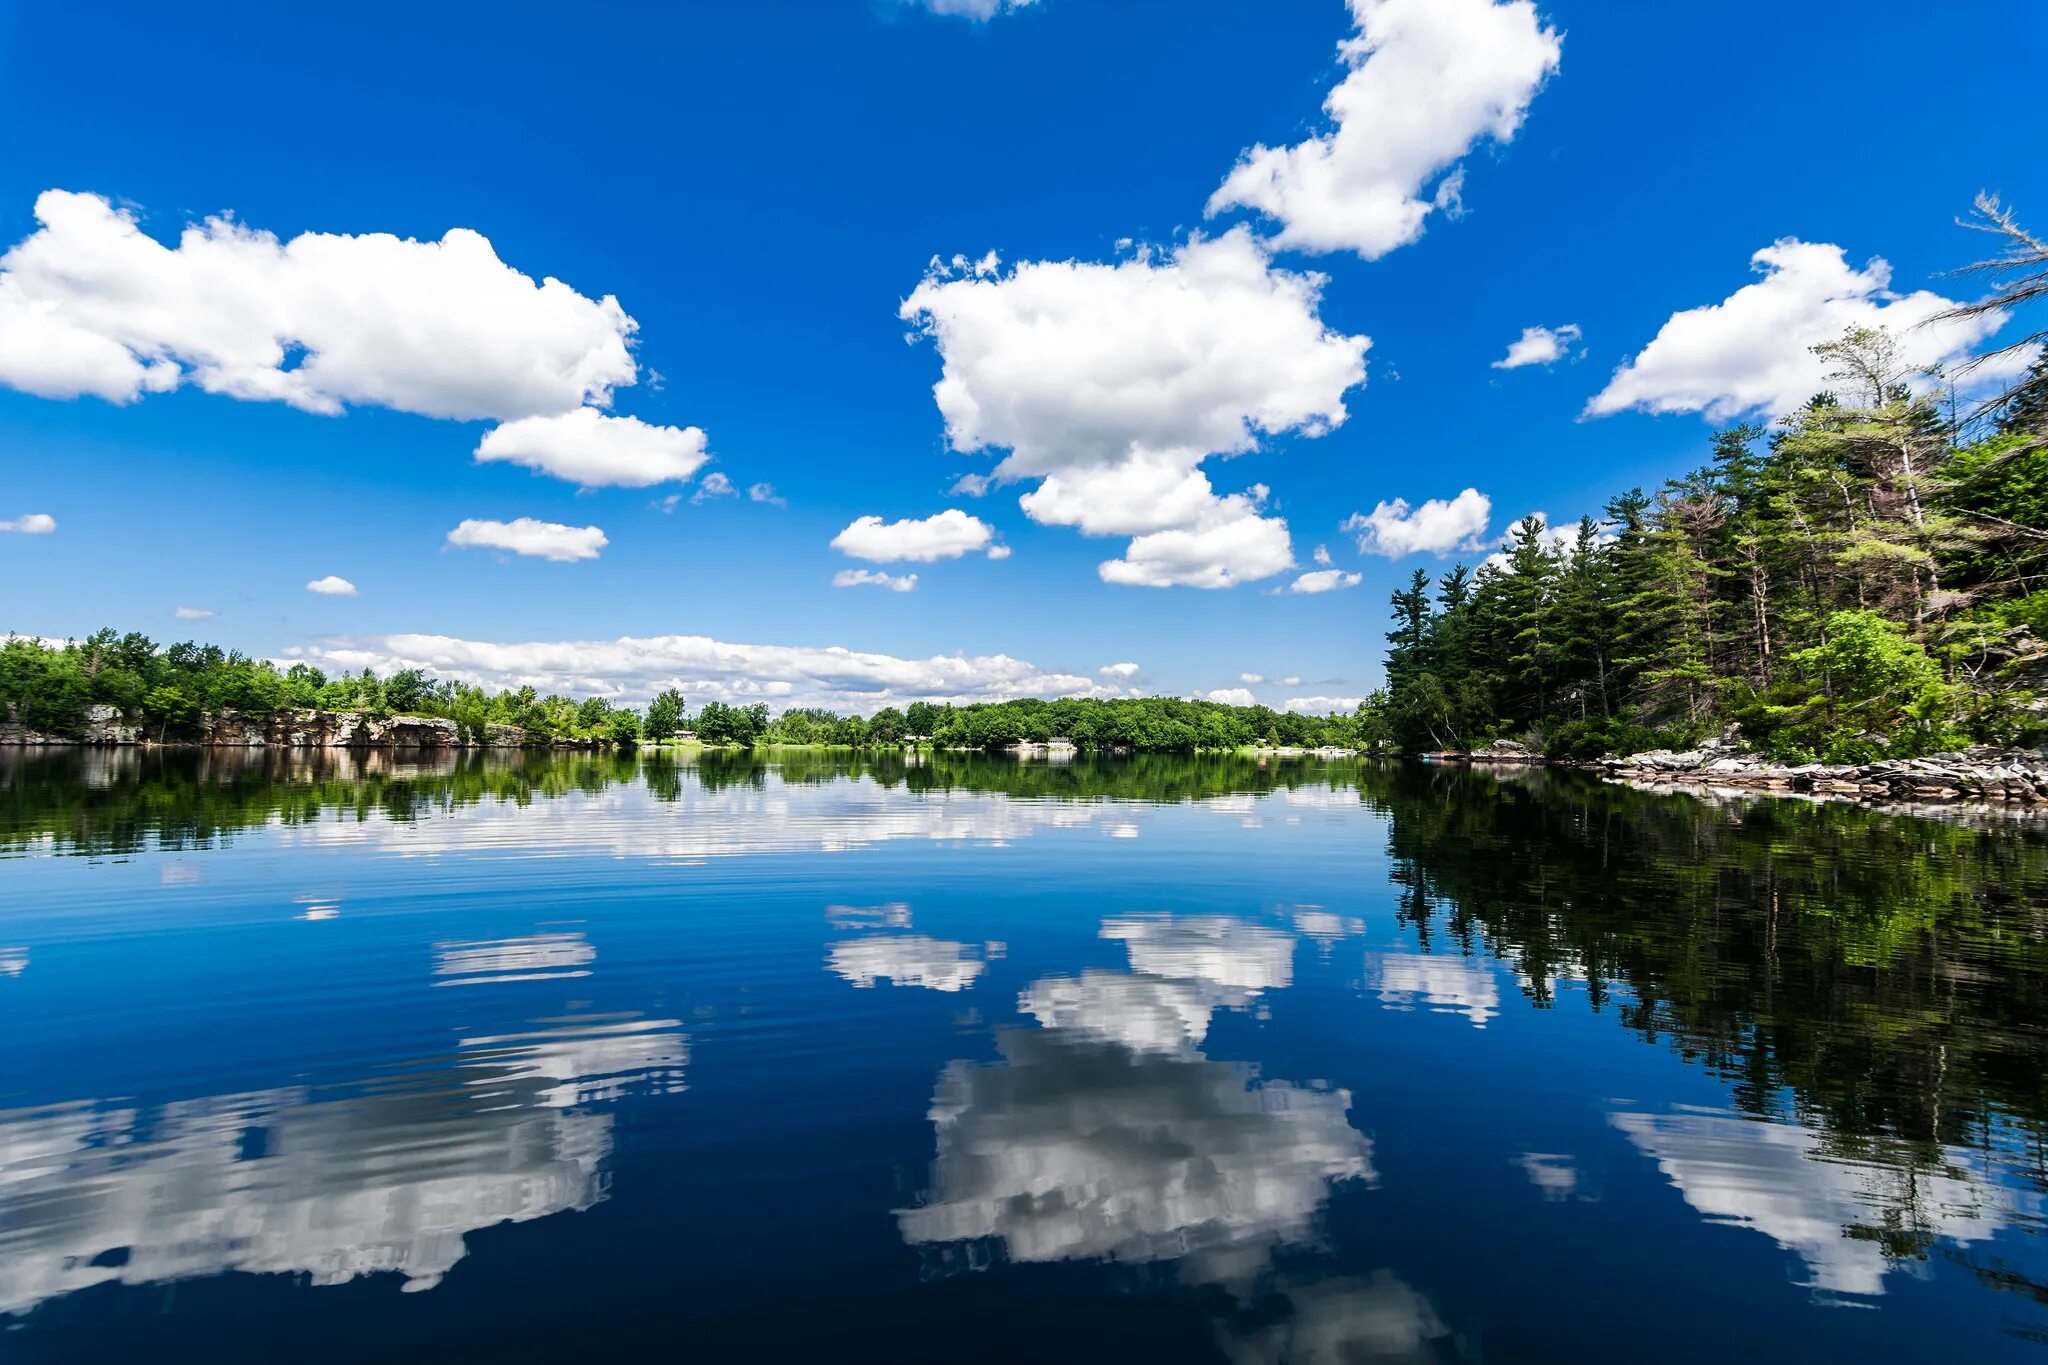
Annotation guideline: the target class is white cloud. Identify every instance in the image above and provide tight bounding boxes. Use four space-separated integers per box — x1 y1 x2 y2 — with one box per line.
1207 0 1562 259
284 630 1139 713
1344 487 1491 557
833 568 919 593
692 471 736 503
1479 510 1608 573
1284 568 1362 594
747 481 785 507
949 473 991 497
305 575 357 596
1101 508 1297 589
900 227 1368 588
902 0 1038 18
173 606 215 620
475 409 710 489
1239 673 1265 685
1493 322 1582 369
1281 676 1303 686
1203 687 1258 707
1587 239 2007 421
0 512 55 534
1099 661 1142 680
1312 544 1333 566
831 508 998 563
0 189 638 420
446 517 607 563
1283 696 1363 714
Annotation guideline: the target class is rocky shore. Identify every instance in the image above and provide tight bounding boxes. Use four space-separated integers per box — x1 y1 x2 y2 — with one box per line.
1462 737 2048 807
0 706 611 750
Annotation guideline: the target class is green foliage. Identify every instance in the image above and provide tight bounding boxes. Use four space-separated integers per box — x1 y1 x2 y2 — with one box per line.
1375 325 2045 759
644 688 685 741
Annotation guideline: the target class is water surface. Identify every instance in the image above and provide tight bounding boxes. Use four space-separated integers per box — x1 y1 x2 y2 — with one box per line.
3 748 2046 1361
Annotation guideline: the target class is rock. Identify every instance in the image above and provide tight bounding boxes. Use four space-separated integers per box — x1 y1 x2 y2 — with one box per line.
1470 739 1539 763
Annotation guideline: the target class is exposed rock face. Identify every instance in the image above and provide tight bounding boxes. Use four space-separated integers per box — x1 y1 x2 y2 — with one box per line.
6 708 481 749
194 710 461 749
483 723 528 749
1468 738 1538 764
1595 746 2048 806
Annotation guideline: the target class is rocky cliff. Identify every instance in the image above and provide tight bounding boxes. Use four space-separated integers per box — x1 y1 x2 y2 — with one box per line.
1 707 560 749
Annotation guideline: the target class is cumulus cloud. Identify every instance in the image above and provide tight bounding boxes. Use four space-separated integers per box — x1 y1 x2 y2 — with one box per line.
1284 696 1364 714
1202 687 1258 707
0 190 637 420
1099 662 1141 680
900 227 1368 588
1587 240 2008 421
747 482 785 507
446 517 607 563
305 575 357 596
1239 673 1265 685
0 512 56 534
833 568 918 593
173 606 215 620
1493 322 1582 369
1207 0 1562 259
832 509 999 563
283 630 1138 713
692 472 736 503
475 409 710 489
1283 568 1362 594
1344 487 1491 558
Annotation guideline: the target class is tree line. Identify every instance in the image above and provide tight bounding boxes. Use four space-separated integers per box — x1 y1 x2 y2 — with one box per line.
1370 203 2048 762
1370 335 2048 762
0 633 1373 751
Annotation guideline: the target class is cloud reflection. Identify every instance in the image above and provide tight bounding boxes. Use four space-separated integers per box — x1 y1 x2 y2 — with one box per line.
0 1015 685 1315
1612 1108 2043 1299
898 1025 1373 1286
828 934 987 992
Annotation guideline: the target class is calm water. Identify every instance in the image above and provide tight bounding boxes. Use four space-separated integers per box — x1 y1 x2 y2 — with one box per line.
4 748 2047 1362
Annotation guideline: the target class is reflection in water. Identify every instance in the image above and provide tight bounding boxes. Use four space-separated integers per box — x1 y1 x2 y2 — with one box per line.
1366 954 1500 1028
1518 1153 1582 1202
898 1023 1372 1287
1293 908 1365 952
1217 1272 1460 1365
434 932 596 986
6 749 2048 1354
0 1015 685 1315
1612 1109 2042 1300
1021 969 1239 1053
902 907 1367 1288
1103 914 1297 994
827 902 914 929
827 935 988 993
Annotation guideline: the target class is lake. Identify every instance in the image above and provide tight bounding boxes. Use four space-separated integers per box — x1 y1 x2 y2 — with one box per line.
3 747 2046 1362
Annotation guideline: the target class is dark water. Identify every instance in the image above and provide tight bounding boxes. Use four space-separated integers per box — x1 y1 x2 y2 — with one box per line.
4 748 2047 1362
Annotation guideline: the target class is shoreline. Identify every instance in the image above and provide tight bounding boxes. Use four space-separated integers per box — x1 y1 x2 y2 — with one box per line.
1452 742 2048 811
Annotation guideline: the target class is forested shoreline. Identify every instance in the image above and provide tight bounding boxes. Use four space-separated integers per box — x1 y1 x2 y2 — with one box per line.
1371 336 2048 763
0 632 1375 752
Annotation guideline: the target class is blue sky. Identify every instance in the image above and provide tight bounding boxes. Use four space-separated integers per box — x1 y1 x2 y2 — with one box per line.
3 0 2043 712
